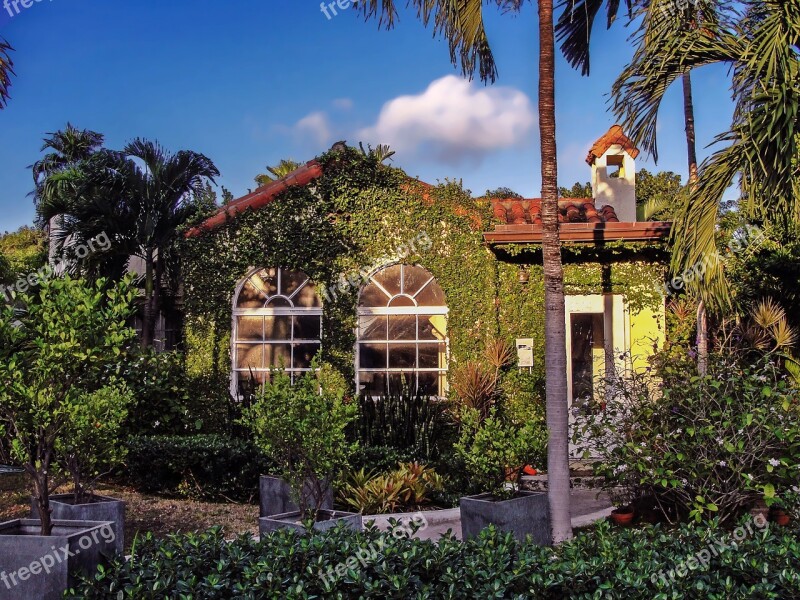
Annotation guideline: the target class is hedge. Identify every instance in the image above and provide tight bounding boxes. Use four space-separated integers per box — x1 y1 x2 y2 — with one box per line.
126 435 274 502
69 518 800 599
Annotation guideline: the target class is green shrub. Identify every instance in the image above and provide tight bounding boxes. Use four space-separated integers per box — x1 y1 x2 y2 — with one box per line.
239 366 357 517
68 518 800 599
126 435 273 502
576 353 800 522
338 462 445 514
455 406 547 498
352 392 452 462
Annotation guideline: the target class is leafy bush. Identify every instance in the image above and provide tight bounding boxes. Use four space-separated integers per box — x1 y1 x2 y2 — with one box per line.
240 366 357 517
454 406 547 498
58 385 134 503
338 462 445 514
68 518 800 599
353 392 451 461
113 349 196 436
126 435 273 502
577 353 800 522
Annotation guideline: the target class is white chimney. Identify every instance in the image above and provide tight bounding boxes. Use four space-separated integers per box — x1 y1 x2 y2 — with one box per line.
586 126 639 223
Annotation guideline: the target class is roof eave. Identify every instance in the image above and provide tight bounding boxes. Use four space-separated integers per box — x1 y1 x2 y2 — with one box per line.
483 222 672 244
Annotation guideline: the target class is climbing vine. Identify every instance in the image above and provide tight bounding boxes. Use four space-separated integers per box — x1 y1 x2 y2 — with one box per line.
180 147 667 403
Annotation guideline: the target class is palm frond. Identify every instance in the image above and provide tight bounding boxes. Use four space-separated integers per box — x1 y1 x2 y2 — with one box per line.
0 38 14 109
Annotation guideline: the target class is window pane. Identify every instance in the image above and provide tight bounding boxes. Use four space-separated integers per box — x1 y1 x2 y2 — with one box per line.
359 343 387 369
387 315 416 341
360 282 389 307
388 295 416 308
359 315 387 341
237 281 265 308
389 343 416 368
373 265 402 297
418 342 446 369
237 317 263 341
295 284 322 308
281 269 309 298
236 344 263 370
264 316 291 340
237 371 268 391
403 265 433 296
417 372 444 396
267 297 292 308
265 344 291 369
251 269 279 297
415 279 446 306
388 372 414 395
419 315 447 340
358 371 386 397
294 315 321 340
294 343 320 369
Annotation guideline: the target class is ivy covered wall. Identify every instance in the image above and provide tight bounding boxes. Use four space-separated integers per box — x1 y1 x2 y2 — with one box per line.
180 147 668 401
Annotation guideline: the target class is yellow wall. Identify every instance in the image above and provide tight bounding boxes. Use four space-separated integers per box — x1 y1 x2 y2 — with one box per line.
629 300 666 373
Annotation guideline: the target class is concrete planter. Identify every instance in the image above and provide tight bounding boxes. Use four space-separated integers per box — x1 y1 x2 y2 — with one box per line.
259 509 362 536
460 491 550 545
0 519 116 600
30 494 125 555
0 467 25 493
259 475 332 518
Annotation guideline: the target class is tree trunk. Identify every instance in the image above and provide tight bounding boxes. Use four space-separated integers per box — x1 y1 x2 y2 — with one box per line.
141 249 155 349
28 456 53 536
682 70 708 374
538 0 572 544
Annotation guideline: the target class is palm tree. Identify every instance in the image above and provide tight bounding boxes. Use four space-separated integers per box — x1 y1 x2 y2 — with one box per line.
357 0 574 542
610 1 799 309
39 140 219 348
0 38 13 109
255 159 302 187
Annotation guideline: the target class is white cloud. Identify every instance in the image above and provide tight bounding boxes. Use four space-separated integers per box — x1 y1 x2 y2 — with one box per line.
358 75 536 164
293 111 332 146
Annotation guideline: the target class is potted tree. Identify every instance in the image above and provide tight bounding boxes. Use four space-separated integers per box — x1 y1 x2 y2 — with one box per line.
240 364 361 535
0 276 136 599
31 385 133 555
456 407 550 544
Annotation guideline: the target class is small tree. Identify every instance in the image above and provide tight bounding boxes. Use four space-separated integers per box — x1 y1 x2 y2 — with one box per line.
57 385 133 505
455 407 547 499
0 276 136 535
240 364 357 520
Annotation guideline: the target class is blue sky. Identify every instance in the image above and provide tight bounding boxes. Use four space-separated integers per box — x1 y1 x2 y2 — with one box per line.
0 0 736 233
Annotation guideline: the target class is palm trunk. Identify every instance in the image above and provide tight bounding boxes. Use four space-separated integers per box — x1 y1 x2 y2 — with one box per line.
539 0 572 544
141 249 156 349
682 70 708 374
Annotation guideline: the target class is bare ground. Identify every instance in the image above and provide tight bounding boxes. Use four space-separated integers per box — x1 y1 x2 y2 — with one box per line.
0 481 258 554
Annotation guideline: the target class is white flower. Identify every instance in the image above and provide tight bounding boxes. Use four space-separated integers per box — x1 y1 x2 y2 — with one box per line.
719 460 728 467
769 458 781 467
154 420 160 428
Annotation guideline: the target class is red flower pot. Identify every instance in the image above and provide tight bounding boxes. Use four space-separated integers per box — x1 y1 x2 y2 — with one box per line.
609 507 635 526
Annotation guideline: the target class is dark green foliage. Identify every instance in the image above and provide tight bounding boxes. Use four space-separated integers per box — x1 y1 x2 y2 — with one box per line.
68 518 800 599
125 435 274 502
347 445 417 474
558 181 592 198
352 394 452 462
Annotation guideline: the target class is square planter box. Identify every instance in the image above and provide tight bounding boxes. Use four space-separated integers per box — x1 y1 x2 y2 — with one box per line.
259 475 332 518
460 491 551 545
0 467 25 494
0 519 116 600
259 509 362 536
30 494 125 555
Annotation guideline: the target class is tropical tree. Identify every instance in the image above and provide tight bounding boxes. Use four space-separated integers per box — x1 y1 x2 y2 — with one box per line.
0 38 12 109
38 140 219 348
255 159 302 187
357 0 574 542
610 1 800 309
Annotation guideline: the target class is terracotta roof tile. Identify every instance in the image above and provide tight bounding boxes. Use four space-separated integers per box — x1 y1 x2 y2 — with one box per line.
586 125 640 165
490 198 621 225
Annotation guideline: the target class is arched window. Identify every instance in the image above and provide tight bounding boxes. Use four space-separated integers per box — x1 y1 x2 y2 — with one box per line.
357 264 448 397
232 267 322 392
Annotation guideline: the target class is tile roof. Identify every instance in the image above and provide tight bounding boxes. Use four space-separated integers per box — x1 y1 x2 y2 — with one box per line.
185 160 324 237
586 125 640 165
491 198 620 225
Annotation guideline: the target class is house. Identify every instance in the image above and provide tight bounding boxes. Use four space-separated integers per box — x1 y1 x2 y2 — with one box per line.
181 126 671 417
